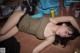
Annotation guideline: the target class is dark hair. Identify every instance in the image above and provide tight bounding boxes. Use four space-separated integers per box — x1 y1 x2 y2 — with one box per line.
53 22 80 47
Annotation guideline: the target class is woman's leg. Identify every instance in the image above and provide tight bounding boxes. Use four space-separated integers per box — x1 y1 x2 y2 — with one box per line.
0 26 18 42
0 6 26 35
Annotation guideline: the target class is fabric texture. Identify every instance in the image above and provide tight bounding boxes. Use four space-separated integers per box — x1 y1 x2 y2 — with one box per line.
18 14 50 39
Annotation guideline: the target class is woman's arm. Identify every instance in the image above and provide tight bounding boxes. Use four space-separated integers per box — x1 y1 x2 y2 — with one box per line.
0 26 18 42
32 35 55 53
0 6 26 35
49 16 80 32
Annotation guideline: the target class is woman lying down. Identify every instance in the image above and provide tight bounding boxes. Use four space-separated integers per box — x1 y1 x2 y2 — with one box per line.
0 6 80 53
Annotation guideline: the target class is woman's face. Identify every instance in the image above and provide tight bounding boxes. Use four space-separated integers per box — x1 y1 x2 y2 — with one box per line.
56 25 73 37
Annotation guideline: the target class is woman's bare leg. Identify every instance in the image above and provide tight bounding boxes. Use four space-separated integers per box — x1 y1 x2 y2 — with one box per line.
0 26 18 42
0 6 26 35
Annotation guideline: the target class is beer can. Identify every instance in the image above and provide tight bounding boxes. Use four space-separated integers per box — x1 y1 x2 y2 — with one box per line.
51 8 55 18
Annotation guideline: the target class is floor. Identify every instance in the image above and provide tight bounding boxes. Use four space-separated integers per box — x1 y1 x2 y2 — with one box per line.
15 31 80 53
1 0 80 53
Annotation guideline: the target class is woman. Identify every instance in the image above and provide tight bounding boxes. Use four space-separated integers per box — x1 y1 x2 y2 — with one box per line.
0 6 80 53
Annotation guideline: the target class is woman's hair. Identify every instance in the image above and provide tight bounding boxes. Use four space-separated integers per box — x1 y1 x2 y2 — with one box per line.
53 22 80 47
53 1 80 47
